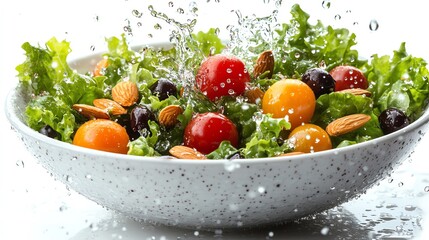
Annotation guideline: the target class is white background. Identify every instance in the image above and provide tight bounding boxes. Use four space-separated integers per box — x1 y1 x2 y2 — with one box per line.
2 0 429 239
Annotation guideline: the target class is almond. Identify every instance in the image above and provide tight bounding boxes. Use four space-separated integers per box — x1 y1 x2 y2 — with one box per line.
169 146 207 160
158 105 183 127
72 104 110 119
112 81 139 107
244 87 265 104
337 88 372 97
253 50 274 79
93 98 127 115
326 114 371 136
278 152 305 157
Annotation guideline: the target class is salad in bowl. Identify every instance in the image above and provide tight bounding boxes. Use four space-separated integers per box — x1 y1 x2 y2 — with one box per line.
6 4 429 228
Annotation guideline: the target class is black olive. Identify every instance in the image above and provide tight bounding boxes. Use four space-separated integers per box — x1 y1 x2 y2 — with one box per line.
301 68 336 98
150 78 178 101
117 117 141 141
39 125 58 139
130 105 156 138
378 108 410 135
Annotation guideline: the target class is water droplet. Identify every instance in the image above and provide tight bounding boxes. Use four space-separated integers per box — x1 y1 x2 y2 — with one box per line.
132 9 143 18
85 174 92 179
154 23 162 30
59 204 68 212
168 2 174 7
177 8 185 14
90 45 96 51
379 212 395 221
194 231 199 236
268 231 274 237
369 19 379 31
258 186 266 194
15 160 25 168
398 182 404 187
229 203 239 211
189 1 198 15
89 223 99 231
405 205 417 211
226 68 233 74
294 52 301 59
66 175 73 183
322 0 331 9
425 186 429 192
334 14 341 21
321 226 329 235
224 161 240 172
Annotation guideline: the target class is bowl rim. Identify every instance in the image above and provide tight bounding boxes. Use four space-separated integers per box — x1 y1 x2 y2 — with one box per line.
5 83 429 166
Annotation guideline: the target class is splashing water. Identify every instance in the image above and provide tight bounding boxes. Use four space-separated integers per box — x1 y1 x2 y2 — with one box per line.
146 4 203 98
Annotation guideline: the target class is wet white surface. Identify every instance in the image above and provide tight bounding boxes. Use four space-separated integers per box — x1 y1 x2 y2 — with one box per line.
1 0 429 239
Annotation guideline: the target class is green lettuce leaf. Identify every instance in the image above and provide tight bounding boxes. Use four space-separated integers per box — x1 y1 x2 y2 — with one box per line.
17 37 105 141
206 141 239 159
241 113 291 158
365 42 429 121
127 121 161 156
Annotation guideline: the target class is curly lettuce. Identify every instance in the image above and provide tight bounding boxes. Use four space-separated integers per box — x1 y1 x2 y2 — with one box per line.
365 42 429 121
16 38 105 142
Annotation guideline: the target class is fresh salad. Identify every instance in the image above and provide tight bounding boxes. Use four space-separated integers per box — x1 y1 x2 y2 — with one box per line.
16 4 429 159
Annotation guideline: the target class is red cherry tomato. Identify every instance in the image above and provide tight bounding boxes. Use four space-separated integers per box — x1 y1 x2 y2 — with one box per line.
329 65 368 91
195 54 250 101
184 112 239 154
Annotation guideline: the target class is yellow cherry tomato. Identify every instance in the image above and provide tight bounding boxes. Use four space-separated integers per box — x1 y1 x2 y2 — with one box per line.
73 119 129 154
262 79 316 129
288 123 332 153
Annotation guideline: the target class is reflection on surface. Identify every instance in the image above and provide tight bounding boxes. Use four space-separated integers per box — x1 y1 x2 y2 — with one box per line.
70 207 370 240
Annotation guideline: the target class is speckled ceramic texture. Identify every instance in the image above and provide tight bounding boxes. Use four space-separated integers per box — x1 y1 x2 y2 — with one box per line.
5 53 429 229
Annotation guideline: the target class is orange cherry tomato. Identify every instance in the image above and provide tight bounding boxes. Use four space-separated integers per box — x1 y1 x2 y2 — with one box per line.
93 58 109 77
262 79 316 129
288 124 332 153
73 119 129 154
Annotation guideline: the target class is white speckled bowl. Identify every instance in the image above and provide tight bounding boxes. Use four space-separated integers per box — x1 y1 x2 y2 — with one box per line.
5 50 429 229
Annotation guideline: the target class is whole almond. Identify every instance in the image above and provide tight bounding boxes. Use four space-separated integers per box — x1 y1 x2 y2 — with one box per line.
93 98 127 115
326 114 371 136
158 105 183 127
169 146 207 160
253 50 275 79
72 104 109 119
112 81 139 107
244 87 265 104
337 88 372 97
